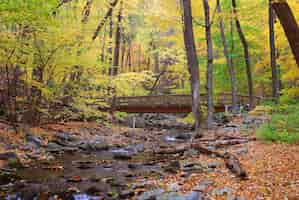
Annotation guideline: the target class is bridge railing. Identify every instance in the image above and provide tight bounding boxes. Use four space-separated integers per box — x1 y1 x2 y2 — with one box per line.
96 92 269 113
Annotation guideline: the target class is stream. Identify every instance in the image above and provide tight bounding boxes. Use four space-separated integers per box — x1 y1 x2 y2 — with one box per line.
1 114 257 200
2 130 200 200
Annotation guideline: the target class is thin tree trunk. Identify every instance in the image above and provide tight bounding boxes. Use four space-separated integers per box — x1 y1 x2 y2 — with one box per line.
108 12 113 76
100 23 107 63
120 35 126 72
153 43 160 74
181 0 201 130
272 2 299 67
269 0 279 102
125 44 132 72
147 57 151 71
5 64 12 122
203 0 214 128
112 0 123 76
92 0 119 40
231 0 254 110
216 0 238 113
138 45 142 71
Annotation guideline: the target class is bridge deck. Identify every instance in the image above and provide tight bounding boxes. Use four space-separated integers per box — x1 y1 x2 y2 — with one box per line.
108 93 264 113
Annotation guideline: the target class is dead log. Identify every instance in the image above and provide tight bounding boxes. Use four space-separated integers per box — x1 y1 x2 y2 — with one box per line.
154 145 187 155
192 143 247 179
223 152 247 179
213 139 250 148
197 136 256 143
155 143 247 179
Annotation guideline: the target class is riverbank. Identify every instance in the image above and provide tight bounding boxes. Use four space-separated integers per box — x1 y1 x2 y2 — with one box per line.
0 114 298 199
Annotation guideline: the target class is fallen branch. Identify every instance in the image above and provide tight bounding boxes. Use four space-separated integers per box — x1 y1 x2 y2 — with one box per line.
155 143 247 179
212 139 250 148
191 143 248 179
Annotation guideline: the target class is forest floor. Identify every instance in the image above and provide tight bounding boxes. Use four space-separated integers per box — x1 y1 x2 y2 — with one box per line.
0 114 299 200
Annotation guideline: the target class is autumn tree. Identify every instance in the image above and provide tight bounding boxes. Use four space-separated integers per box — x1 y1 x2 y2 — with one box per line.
181 0 201 130
269 0 280 102
203 0 214 128
272 1 299 67
232 0 254 109
216 0 238 113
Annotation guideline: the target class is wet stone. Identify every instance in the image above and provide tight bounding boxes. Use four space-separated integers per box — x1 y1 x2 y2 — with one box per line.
168 182 180 192
183 162 205 173
119 190 135 199
136 189 165 200
111 149 133 160
175 132 192 140
163 161 180 173
25 133 43 148
183 149 199 157
207 162 220 169
86 186 102 195
193 180 214 192
235 147 248 155
55 132 77 142
212 187 235 196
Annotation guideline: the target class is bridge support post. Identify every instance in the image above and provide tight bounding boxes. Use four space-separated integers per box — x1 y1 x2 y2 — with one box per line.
132 116 136 129
225 105 229 114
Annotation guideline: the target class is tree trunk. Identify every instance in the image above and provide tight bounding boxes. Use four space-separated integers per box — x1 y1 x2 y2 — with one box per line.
181 0 201 130
138 45 142 71
125 44 132 72
272 2 299 67
203 0 214 128
108 12 113 76
153 43 160 74
100 23 107 63
29 66 43 125
231 0 254 110
147 57 151 70
216 0 238 113
269 0 279 102
120 34 126 72
112 0 123 76
92 0 119 40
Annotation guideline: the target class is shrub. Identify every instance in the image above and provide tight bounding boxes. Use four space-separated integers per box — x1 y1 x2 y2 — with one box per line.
256 103 299 144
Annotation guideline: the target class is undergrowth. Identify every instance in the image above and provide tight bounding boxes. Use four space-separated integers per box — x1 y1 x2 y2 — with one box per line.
257 98 299 144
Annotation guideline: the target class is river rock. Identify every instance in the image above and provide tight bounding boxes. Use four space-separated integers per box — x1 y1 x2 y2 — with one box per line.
175 132 192 140
137 189 165 200
112 149 133 160
125 144 145 154
55 132 77 142
0 152 18 160
163 161 180 173
46 142 63 153
235 147 248 155
120 190 135 199
207 162 220 169
79 139 109 151
138 191 204 200
183 162 205 173
212 187 234 196
183 149 199 157
168 182 180 192
25 133 43 148
193 180 214 192
0 152 22 168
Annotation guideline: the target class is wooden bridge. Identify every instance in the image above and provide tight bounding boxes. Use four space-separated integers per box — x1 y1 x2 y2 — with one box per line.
104 93 264 113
